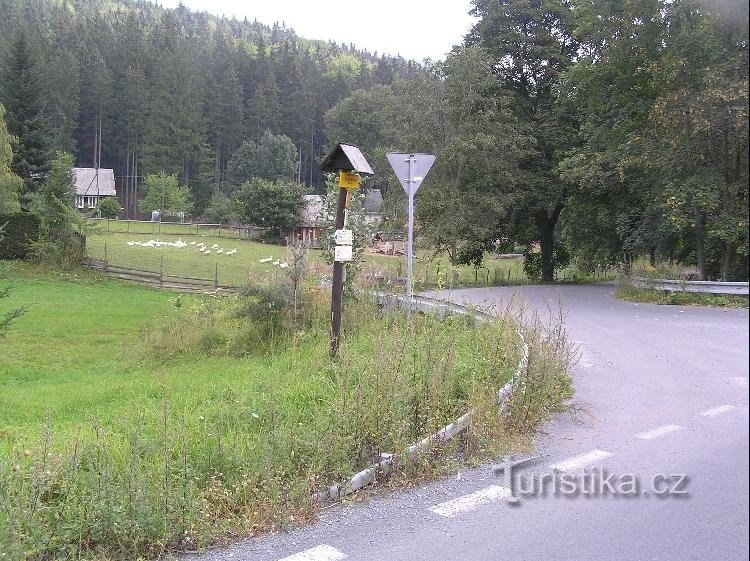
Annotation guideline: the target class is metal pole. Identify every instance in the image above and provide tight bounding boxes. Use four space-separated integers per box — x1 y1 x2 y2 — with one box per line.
330 186 348 358
406 155 415 319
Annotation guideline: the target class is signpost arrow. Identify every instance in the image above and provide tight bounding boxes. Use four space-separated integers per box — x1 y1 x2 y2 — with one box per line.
386 153 436 316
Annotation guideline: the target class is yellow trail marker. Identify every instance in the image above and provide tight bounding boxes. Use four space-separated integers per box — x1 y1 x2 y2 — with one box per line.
338 170 361 190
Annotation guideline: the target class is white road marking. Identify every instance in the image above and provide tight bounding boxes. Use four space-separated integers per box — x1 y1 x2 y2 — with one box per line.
729 377 749 389
700 405 736 417
278 544 347 561
430 485 512 517
549 449 613 472
636 424 683 440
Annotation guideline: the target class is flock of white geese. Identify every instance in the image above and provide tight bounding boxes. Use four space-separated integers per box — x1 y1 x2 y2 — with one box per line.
125 239 238 256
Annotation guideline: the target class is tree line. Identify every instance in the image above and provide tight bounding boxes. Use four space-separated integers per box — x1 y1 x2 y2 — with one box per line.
1 0 747 281
325 0 748 281
0 0 418 217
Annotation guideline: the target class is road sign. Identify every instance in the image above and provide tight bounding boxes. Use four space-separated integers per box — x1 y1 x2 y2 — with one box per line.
386 152 436 317
386 153 436 196
334 229 353 246
334 245 353 262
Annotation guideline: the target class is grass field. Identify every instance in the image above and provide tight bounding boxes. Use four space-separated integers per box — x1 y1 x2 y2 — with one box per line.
0 263 573 559
84 221 532 289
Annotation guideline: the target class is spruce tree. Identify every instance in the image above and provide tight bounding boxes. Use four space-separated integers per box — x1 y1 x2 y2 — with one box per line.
0 27 52 194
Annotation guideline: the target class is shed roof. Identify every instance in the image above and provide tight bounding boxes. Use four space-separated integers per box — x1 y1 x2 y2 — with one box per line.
73 168 117 197
299 195 324 227
318 143 374 176
363 188 383 214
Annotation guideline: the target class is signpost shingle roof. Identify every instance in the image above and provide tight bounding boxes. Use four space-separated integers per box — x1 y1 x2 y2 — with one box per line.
318 143 374 176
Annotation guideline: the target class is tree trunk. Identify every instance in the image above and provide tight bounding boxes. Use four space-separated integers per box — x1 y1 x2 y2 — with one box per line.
720 242 733 281
536 204 564 283
539 221 554 282
693 205 706 280
649 247 656 266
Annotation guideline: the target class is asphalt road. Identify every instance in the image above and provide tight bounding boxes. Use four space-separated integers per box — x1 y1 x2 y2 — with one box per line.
186 284 749 561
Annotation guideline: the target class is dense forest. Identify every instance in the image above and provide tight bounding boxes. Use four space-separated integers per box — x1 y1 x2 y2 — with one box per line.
0 0 419 215
325 0 749 281
1 0 748 281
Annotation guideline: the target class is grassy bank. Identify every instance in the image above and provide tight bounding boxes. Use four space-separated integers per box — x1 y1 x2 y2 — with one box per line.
616 284 748 308
0 264 572 559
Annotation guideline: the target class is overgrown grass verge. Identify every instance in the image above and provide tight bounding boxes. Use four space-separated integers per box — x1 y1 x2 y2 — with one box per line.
0 266 573 559
616 284 748 308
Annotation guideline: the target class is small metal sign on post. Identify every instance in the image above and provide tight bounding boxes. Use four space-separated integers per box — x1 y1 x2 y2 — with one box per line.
319 143 374 358
386 152 436 317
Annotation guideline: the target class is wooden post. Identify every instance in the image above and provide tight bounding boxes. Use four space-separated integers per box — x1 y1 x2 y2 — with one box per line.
159 255 163 288
104 242 108 272
214 262 218 289
330 186 348 358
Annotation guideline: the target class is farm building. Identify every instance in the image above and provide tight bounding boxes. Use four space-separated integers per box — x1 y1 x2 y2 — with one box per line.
290 194 324 247
363 188 384 225
289 189 384 248
73 167 117 210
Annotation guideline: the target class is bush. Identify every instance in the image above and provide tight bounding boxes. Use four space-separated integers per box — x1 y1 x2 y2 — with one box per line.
98 197 121 219
202 193 236 224
0 212 41 259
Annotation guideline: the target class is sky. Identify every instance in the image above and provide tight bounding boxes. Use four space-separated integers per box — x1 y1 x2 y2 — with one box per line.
160 0 477 61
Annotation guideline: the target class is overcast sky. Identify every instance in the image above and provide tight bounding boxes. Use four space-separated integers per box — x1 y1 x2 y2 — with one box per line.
160 0 476 61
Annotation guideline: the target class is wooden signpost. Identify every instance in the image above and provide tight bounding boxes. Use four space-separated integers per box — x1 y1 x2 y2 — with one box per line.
318 144 374 358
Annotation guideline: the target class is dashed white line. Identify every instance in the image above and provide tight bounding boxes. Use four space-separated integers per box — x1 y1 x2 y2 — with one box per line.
430 485 512 517
549 449 613 472
636 424 683 440
700 405 736 417
278 544 347 561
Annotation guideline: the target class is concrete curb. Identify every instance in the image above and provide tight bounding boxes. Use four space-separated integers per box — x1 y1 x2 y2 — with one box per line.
313 293 528 503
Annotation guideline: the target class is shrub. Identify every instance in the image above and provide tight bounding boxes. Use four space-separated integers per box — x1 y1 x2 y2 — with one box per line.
234 178 303 240
98 197 121 219
0 212 41 259
202 192 236 224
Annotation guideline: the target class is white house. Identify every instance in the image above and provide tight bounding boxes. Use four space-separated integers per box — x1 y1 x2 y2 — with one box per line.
73 167 117 210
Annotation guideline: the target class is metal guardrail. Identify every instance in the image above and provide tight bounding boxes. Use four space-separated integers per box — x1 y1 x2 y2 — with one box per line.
631 277 749 296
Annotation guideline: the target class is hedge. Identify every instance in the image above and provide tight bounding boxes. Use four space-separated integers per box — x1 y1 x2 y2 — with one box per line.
0 212 42 260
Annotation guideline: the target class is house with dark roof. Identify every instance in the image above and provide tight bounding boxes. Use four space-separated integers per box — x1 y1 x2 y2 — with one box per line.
363 188 383 226
73 168 117 211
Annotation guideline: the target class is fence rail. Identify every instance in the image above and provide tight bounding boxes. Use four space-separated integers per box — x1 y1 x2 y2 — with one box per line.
85 257 234 293
631 277 749 295
86 218 266 240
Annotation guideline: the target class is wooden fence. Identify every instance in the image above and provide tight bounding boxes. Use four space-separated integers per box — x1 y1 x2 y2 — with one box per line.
85 257 235 293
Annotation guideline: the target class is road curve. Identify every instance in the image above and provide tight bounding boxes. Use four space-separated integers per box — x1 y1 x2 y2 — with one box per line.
187 284 749 561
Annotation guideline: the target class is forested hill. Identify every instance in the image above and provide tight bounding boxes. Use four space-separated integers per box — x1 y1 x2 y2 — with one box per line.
0 0 420 211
